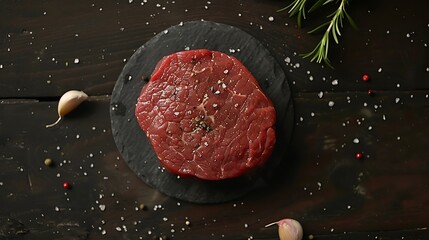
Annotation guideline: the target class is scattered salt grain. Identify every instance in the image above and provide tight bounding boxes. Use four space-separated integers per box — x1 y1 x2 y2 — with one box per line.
328 101 335 107
353 138 360 144
99 205 106 211
331 79 339 86
74 58 80 64
268 16 274 22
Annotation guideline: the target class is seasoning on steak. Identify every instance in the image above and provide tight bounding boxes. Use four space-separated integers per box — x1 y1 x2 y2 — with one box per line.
135 49 276 180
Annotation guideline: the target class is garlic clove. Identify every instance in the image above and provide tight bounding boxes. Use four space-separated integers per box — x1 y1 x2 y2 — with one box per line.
265 218 303 240
57 90 88 116
46 90 89 128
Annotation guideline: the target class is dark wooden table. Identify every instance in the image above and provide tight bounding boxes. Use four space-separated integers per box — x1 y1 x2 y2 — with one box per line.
1 0 428 239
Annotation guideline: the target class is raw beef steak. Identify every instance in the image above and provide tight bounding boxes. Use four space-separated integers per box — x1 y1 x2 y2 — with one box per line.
135 49 276 180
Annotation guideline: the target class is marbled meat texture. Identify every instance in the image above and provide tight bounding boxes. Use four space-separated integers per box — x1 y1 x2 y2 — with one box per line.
135 49 276 180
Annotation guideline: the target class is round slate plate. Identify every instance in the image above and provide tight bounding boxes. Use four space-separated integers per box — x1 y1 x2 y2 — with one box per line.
110 21 294 203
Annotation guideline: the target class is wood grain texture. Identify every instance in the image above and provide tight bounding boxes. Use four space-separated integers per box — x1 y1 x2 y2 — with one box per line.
1 0 428 98
1 0 428 239
1 90 428 239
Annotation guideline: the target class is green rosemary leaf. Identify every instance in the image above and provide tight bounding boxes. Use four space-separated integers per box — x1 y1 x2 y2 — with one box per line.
323 0 335 5
345 10 358 30
287 0 303 17
307 21 330 34
309 0 328 13
324 35 329 59
277 6 289 12
281 0 355 67
297 10 303 27
332 28 339 43
278 0 309 28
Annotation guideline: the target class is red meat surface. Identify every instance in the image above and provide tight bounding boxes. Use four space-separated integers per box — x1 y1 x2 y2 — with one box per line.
135 49 276 180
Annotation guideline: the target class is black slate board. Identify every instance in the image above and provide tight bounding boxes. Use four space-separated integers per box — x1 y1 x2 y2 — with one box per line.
110 21 294 203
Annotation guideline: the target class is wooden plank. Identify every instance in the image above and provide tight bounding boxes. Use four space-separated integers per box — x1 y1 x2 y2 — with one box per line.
1 0 428 98
0 90 427 239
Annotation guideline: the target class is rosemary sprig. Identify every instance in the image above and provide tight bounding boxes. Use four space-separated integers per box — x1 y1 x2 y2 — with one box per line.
281 0 356 67
278 0 309 28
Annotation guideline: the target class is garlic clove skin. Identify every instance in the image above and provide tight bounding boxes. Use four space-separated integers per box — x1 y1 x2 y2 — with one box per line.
46 90 88 128
278 219 303 240
266 218 303 240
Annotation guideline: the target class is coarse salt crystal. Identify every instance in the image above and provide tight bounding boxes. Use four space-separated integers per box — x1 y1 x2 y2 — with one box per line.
99 205 106 211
